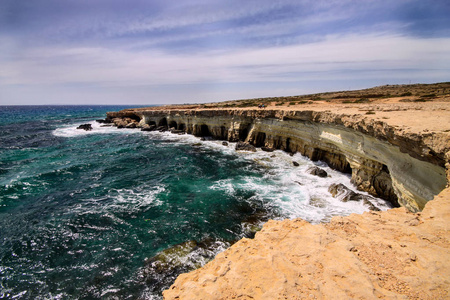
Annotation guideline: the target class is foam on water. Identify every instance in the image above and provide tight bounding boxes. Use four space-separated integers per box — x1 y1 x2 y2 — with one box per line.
52 121 137 137
155 134 392 223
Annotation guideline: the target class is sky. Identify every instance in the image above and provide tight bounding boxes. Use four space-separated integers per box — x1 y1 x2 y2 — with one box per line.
1 0 449 105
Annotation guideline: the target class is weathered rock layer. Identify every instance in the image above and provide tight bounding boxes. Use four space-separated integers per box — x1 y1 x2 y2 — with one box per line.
106 108 449 212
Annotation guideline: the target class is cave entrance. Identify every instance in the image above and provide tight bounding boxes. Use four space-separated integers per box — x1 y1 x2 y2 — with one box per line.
179 123 186 131
200 124 211 136
158 118 167 127
239 124 251 141
168 121 178 129
254 132 266 147
147 121 156 126
286 138 291 153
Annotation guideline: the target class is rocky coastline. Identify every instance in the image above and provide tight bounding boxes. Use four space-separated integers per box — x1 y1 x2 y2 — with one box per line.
104 106 448 212
103 98 450 299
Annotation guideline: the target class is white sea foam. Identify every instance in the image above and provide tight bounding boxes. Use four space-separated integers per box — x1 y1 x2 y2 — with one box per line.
52 121 141 137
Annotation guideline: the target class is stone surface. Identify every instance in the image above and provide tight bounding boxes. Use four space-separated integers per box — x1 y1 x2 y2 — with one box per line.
307 166 328 177
76 123 92 131
163 188 450 300
328 183 380 211
235 141 257 152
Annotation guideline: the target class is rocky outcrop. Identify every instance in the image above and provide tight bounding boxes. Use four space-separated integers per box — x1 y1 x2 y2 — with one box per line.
163 188 450 300
106 108 449 212
76 123 92 131
235 141 257 152
307 166 328 178
328 183 380 211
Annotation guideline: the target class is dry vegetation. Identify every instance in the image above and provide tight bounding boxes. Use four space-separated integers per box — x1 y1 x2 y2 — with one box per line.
135 82 450 111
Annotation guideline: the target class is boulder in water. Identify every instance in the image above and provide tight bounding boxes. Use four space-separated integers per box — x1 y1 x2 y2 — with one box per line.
141 124 156 131
307 166 328 178
76 124 93 131
261 147 275 152
235 141 257 152
328 183 380 211
292 161 300 166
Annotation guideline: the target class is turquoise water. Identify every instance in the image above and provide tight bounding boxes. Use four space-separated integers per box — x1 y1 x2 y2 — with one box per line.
0 106 391 299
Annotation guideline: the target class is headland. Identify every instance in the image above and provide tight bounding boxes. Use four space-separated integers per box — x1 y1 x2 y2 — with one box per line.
104 83 450 299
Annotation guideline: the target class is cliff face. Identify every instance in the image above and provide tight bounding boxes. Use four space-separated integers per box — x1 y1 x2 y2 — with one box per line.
106 108 448 212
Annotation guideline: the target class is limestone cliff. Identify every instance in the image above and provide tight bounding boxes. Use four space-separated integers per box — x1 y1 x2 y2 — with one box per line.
106 108 449 212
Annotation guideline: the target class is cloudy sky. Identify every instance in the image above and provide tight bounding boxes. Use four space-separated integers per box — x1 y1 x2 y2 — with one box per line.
1 0 449 105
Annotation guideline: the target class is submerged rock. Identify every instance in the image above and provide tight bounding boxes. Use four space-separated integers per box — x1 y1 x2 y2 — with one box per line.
141 124 156 131
328 183 380 211
235 141 257 152
76 124 92 131
292 161 300 166
139 239 231 295
222 142 229 146
307 166 328 178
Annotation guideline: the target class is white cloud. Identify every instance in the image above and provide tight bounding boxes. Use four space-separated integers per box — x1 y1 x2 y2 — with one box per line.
3 34 449 89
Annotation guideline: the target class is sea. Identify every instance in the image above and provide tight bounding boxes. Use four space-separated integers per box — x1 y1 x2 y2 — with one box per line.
0 105 392 299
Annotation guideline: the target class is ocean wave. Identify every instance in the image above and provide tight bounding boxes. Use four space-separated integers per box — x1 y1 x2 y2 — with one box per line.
52 121 140 137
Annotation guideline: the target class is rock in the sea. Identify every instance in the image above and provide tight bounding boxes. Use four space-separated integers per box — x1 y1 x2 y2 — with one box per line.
141 124 156 131
261 147 275 152
171 129 185 134
328 183 380 211
235 141 257 152
76 124 93 131
222 142 229 146
292 161 300 166
126 122 137 128
307 166 328 178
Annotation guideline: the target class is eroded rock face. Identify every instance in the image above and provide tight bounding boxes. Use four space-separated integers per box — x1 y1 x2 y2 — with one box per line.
106 108 448 212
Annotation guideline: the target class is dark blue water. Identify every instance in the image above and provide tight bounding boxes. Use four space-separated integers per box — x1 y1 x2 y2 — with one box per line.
0 106 390 299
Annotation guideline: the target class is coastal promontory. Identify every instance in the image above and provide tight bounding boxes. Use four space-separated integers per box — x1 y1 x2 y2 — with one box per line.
107 83 450 299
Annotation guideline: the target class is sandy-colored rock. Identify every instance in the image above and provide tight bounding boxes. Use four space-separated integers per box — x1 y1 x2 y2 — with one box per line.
163 188 450 300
